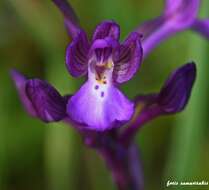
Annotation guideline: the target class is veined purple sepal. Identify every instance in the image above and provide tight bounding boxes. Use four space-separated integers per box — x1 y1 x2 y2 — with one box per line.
11 70 68 122
66 30 90 77
26 79 68 122
113 32 143 84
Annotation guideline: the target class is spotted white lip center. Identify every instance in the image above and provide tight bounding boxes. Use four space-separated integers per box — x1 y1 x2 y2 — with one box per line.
88 58 114 100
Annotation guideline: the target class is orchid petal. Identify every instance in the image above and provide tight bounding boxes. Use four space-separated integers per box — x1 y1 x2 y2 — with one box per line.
25 79 67 122
66 30 90 77
113 32 143 83
93 21 120 41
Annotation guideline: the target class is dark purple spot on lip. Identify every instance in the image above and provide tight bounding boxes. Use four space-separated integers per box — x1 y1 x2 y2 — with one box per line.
101 91 105 97
95 85 99 90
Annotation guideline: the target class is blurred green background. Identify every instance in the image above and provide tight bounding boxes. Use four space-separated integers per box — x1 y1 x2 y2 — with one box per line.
0 0 209 190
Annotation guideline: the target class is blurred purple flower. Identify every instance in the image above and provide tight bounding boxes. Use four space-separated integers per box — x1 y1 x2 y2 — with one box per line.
164 0 200 29
137 0 209 58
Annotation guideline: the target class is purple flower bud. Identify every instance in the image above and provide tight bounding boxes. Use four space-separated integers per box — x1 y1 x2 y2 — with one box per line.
121 63 196 144
11 70 68 122
158 63 196 113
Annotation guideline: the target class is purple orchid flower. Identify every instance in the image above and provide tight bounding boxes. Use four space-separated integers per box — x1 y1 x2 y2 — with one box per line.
12 20 143 131
10 0 199 190
138 0 209 58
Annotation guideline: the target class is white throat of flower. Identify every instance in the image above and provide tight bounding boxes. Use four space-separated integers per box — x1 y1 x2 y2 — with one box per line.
88 57 114 100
